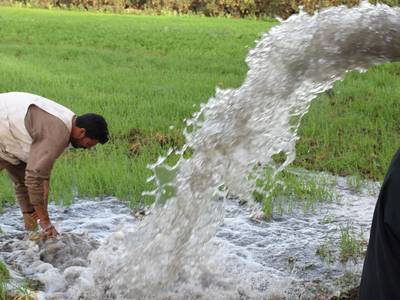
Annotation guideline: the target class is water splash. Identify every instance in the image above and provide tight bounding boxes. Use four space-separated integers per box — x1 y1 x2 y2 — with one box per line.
0 178 378 299
48 3 400 299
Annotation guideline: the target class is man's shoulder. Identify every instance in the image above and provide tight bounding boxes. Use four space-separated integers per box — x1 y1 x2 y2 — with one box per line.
26 105 70 143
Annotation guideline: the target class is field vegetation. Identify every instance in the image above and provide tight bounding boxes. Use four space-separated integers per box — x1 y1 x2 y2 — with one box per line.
254 169 337 219
0 7 400 210
0 261 9 300
316 224 367 264
0 7 273 207
295 64 400 182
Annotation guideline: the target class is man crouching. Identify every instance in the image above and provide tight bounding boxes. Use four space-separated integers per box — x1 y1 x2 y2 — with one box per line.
0 92 109 238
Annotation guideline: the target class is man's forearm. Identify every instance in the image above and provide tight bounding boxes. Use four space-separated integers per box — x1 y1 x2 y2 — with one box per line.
26 171 58 236
25 169 48 206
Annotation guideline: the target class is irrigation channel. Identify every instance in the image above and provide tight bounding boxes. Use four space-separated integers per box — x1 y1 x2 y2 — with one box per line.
1 2 400 299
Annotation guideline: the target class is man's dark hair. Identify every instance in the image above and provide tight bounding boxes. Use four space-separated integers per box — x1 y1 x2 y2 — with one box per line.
76 113 109 144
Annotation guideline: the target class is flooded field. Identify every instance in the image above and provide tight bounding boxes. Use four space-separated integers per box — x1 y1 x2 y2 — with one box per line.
0 176 378 299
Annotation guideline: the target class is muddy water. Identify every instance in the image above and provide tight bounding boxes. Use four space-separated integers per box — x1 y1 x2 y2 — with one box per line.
215 177 378 299
0 199 135 296
0 177 378 299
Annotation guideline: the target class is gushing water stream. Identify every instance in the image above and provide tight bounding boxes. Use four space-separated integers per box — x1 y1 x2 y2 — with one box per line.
1 2 400 299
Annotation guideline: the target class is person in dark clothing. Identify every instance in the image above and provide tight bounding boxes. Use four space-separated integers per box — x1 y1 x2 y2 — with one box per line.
360 149 400 299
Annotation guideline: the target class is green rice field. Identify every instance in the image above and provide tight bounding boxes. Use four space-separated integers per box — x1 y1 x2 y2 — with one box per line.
0 7 274 207
0 7 399 209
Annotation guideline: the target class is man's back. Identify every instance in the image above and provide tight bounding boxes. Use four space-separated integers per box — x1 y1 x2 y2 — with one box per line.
0 92 74 164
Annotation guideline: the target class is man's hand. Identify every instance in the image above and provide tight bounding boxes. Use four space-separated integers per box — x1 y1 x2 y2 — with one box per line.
32 204 59 239
40 225 59 240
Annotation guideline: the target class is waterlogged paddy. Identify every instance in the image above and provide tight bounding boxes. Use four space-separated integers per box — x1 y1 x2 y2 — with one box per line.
0 176 378 299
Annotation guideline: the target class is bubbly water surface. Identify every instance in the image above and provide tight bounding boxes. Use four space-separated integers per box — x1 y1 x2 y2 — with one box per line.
0 178 379 299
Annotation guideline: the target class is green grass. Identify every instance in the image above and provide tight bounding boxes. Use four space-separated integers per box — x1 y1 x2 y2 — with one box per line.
315 224 367 265
339 224 366 263
1 7 399 213
295 63 400 182
0 7 274 206
0 260 39 300
253 169 336 219
0 176 13 211
0 261 9 300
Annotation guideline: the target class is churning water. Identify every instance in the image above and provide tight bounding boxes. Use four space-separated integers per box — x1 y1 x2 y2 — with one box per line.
0 179 380 299
1 2 400 299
